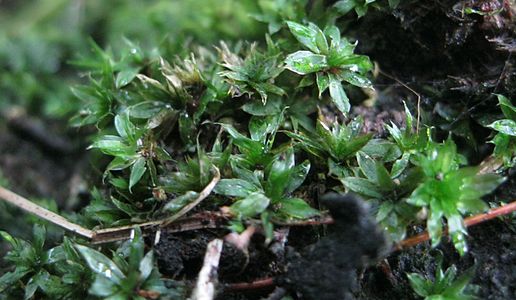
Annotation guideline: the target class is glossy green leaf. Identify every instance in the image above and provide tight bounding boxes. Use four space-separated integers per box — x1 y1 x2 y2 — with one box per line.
311 23 329 54
488 119 516 136
391 152 410 178
339 71 372 88
328 74 350 114
214 179 261 198
286 21 320 53
285 160 311 195
89 135 134 157
242 97 282 116
376 162 395 191
407 273 430 297
230 192 270 218
362 139 401 162
444 267 475 297
90 275 117 297
334 0 356 15
129 157 147 191
0 268 31 293
32 224 46 251
277 197 319 219
115 67 140 89
428 208 443 248
342 177 383 198
497 94 516 121
316 72 329 98
357 152 378 182
75 245 125 284
163 191 199 212
139 251 154 282
285 51 328 75
324 25 341 46
114 114 136 141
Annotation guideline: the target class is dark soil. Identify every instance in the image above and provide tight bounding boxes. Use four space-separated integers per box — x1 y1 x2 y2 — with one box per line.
0 111 89 206
0 112 90 248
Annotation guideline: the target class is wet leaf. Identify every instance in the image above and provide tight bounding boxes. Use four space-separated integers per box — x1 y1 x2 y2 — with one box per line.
214 179 261 198
342 177 383 198
407 273 430 297
285 160 311 195
328 74 350 113
75 245 125 284
89 135 132 156
497 94 516 121
139 251 154 282
114 114 137 141
285 51 328 75
129 157 147 191
231 192 270 219
115 67 140 88
286 21 320 53
488 119 516 136
334 0 356 15
277 197 319 219
339 71 372 89
316 72 329 98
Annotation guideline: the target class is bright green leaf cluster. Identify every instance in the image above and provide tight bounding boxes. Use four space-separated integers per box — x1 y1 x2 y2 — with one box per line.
219 42 285 104
287 116 372 163
214 147 319 232
342 151 421 240
334 0 400 17
0 226 93 299
75 228 181 299
408 252 477 300
407 139 505 255
285 22 373 114
486 94 516 167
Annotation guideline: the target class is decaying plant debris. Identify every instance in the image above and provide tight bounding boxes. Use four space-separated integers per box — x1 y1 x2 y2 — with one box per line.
1 0 516 299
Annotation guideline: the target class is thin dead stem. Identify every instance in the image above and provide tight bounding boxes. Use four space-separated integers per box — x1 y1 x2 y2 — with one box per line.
0 167 222 244
160 166 220 227
379 70 422 133
0 186 94 239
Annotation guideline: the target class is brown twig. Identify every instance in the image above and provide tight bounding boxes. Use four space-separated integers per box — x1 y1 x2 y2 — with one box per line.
0 168 224 244
272 216 334 226
396 200 516 250
224 278 275 292
91 211 227 244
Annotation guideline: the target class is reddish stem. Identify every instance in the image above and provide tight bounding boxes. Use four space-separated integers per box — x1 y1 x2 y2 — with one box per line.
224 278 275 292
397 200 516 249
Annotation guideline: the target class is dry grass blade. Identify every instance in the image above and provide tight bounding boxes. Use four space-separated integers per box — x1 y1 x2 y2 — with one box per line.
190 238 224 300
0 186 94 239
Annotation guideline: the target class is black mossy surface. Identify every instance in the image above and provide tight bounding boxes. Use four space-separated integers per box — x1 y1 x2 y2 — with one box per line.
281 193 389 300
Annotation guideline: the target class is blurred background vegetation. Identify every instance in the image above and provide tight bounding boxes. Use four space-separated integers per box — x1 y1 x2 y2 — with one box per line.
0 0 265 118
